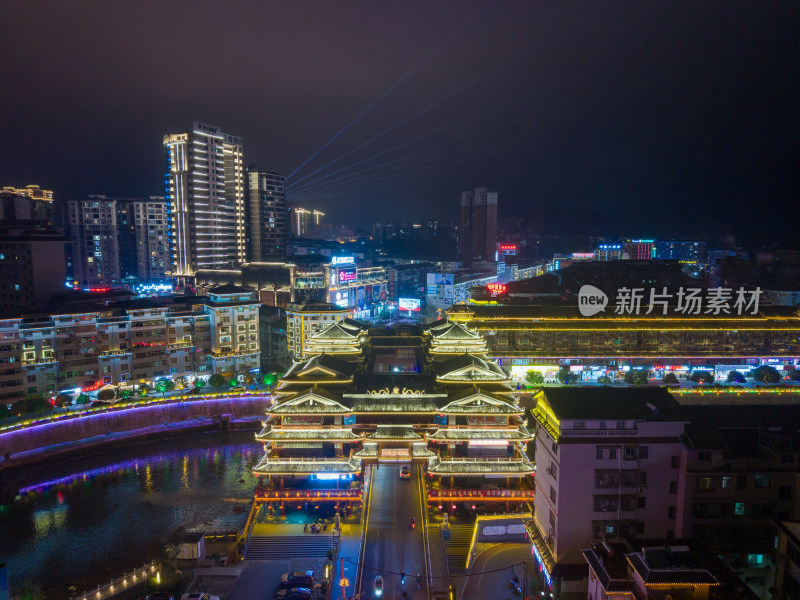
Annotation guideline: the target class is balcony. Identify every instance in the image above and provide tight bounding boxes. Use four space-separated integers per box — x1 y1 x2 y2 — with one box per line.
254 488 361 502
427 488 535 501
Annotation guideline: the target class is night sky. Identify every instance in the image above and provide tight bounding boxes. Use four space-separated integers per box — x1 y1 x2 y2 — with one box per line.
2 1 798 242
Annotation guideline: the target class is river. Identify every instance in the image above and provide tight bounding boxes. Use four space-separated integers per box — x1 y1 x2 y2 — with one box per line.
0 430 262 599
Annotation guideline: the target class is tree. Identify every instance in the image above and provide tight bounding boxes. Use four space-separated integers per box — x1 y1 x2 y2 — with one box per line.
97 388 116 402
229 377 240 388
751 365 780 384
597 375 612 385
525 370 544 386
689 371 714 384
634 371 649 385
0 403 10 419
786 369 800 381
262 373 277 388
556 366 578 385
119 388 134 401
208 373 226 387
25 395 49 413
726 370 746 384
154 378 175 397
76 393 90 405
623 371 637 385
10 400 27 416
241 373 254 385
54 393 73 408
174 376 188 389
662 372 679 385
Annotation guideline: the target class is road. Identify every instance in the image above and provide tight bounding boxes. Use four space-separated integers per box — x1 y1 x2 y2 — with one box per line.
359 463 427 600
459 544 532 600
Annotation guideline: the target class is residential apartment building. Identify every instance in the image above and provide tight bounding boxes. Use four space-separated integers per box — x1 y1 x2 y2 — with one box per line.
164 122 245 278
286 302 350 359
529 387 686 594
0 286 260 402
0 185 55 229
63 199 121 289
245 167 286 260
0 231 68 315
458 187 498 264
116 197 169 283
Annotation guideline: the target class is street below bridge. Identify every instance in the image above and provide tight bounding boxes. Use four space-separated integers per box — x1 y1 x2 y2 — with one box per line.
358 463 428 599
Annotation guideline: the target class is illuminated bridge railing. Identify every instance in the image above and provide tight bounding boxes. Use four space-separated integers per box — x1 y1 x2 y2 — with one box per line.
254 488 362 501
427 489 535 501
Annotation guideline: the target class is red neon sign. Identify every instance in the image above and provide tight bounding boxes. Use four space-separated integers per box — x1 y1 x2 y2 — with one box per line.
487 283 507 294
499 244 517 251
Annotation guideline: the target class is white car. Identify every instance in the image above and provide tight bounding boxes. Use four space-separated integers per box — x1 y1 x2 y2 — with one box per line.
399 464 411 479
181 594 220 600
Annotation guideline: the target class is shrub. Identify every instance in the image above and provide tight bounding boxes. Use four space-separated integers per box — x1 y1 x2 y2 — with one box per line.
662 372 679 385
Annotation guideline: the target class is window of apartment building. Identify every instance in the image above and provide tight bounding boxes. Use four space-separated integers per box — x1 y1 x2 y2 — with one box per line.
549 462 558 480
668 506 676 519
636 522 645 535
637 497 646 509
721 476 732 489
671 456 680 469
549 509 555 529
609 448 617 460
596 446 604 459
549 486 556 504
734 502 745 515
697 477 712 491
637 472 647 485
669 481 677 494
624 447 637 460
638 446 648 459
26 375 36 383
737 474 747 489
753 475 770 488
616 420 625 429
697 451 711 461
574 420 585 430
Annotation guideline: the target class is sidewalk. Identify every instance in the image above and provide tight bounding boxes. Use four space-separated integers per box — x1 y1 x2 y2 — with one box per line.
331 523 361 600
426 522 452 598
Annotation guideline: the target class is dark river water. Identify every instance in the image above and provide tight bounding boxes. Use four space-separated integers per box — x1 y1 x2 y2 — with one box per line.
0 430 262 599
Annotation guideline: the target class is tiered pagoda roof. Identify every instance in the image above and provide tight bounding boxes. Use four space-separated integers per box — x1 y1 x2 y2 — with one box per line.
303 318 368 354
425 320 488 354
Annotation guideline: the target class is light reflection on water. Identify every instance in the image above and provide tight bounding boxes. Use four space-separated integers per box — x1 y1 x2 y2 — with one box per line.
0 431 261 599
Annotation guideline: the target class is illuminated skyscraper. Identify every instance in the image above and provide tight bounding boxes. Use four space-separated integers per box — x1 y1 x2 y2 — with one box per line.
458 186 498 264
289 205 324 237
245 167 286 260
163 122 245 278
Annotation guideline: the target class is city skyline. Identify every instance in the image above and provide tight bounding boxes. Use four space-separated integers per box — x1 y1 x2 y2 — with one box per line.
1 2 797 241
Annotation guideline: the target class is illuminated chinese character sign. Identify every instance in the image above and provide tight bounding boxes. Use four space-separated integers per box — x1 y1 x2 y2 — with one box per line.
487 283 506 296
577 285 762 317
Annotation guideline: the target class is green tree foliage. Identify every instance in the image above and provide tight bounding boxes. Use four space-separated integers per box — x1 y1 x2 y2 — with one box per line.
525 370 544 386
634 371 649 385
76 393 91 404
662 372 679 385
689 371 715 384
726 370 746 384
0 403 10 419
11 400 27 416
208 373 226 387
556 366 578 385
119 388 134 401
229 377 240 387
155 378 175 396
54 393 74 407
97 388 116 402
751 365 780 384
597 375 612 384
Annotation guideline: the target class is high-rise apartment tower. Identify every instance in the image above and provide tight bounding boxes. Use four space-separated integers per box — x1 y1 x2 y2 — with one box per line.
458 187 498 264
163 122 245 278
245 167 286 260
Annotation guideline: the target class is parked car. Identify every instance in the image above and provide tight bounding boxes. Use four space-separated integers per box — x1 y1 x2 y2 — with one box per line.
146 594 175 600
399 464 411 479
280 570 314 589
181 593 220 600
273 587 311 600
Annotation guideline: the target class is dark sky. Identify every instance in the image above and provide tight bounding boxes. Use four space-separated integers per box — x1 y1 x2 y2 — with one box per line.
2 1 798 242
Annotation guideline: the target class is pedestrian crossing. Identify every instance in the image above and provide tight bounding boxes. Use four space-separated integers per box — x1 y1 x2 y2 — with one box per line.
442 524 473 575
245 534 338 560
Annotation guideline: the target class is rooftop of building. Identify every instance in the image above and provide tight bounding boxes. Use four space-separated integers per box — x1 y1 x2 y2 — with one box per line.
287 302 352 313
536 387 679 421
580 542 634 592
